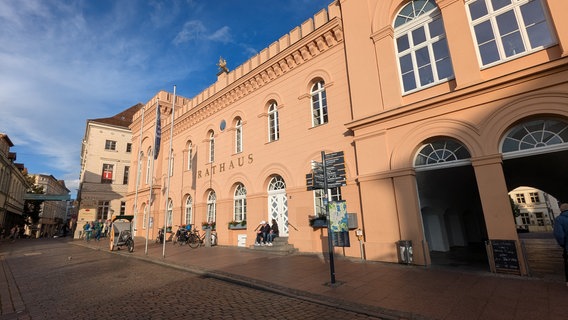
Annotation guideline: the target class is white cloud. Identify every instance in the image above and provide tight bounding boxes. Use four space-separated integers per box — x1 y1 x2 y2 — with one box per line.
208 26 231 43
173 20 231 45
173 20 207 45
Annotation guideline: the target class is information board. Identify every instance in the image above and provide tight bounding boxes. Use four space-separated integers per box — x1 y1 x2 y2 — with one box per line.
488 239 520 274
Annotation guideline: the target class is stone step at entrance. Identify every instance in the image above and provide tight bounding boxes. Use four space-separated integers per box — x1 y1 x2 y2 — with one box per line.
250 236 297 255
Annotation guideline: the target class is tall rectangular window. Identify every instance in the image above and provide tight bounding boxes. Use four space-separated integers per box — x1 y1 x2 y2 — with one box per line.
123 166 130 185
105 140 117 151
268 102 279 142
311 81 328 126
209 131 215 163
120 201 126 215
97 201 110 220
101 164 114 183
314 187 342 217
126 143 132 153
515 193 526 204
529 192 540 203
235 119 243 153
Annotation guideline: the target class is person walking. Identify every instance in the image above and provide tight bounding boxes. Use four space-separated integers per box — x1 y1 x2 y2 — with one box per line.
83 222 92 242
94 219 102 241
553 203 568 287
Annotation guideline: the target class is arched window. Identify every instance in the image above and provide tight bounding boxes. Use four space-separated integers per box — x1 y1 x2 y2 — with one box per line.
466 0 555 67
137 151 143 187
268 176 286 191
207 190 216 223
167 199 173 227
233 183 247 222
208 130 215 163
268 102 279 142
185 196 193 226
414 138 471 167
187 141 193 171
311 80 328 126
235 118 243 153
394 0 453 93
501 118 568 153
145 147 152 184
168 149 174 177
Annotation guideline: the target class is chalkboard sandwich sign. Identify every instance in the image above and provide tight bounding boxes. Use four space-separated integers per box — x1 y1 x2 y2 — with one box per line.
487 239 521 275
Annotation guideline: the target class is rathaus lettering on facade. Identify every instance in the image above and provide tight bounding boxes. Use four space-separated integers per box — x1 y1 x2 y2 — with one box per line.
197 154 253 179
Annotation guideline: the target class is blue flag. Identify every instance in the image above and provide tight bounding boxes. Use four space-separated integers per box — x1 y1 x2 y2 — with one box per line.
154 105 161 160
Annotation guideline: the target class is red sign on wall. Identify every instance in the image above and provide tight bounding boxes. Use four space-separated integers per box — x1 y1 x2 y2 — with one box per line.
103 170 113 180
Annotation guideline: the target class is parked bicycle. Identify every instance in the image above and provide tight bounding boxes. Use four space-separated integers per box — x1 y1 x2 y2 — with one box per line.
173 226 190 246
155 227 165 244
187 226 217 249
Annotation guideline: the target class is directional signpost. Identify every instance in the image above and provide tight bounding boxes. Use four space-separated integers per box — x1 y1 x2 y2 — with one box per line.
306 151 345 191
306 151 347 285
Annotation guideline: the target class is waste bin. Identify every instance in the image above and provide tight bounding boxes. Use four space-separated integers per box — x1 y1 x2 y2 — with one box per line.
397 240 413 264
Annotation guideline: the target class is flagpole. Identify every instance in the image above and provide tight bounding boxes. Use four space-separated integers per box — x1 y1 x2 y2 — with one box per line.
163 86 176 258
145 97 161 255
133 106 145 238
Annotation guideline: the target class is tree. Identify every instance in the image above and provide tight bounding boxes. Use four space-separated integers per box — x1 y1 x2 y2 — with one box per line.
510 197 521 218
23 173 44 225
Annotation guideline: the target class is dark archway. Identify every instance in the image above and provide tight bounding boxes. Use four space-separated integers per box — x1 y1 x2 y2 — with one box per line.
414 138 489 271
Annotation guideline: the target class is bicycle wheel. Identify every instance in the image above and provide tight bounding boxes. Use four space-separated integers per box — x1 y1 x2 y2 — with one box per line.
188 234 200 249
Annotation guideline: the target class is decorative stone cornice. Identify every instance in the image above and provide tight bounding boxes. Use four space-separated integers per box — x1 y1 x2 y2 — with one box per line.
172 17 344 136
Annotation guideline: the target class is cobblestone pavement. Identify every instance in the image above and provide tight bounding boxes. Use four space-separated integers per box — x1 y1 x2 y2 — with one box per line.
0 239 383 320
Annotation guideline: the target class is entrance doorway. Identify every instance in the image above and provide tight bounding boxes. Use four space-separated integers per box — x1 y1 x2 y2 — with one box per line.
414 138 489 270
268 176 288 236
500 118 568 279
417 166 489 270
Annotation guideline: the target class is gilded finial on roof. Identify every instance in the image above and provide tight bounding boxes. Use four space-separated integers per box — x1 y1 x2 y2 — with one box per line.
217 56 229 74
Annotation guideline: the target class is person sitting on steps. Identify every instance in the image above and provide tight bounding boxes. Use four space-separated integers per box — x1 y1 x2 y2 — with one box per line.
255 221 270 246
266 219 279 246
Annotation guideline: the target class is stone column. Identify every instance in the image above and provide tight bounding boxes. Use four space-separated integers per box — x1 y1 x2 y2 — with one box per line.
471 154 527 275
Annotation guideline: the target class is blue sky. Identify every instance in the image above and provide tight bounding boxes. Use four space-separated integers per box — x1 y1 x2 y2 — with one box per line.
0 0 333 198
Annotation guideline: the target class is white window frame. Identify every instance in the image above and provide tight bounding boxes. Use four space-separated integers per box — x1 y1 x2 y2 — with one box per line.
394 0 454 94
97 201 110 220
235 118 243 153
145 148 152 184
167 199 173 227
137 151 143 187
187 141 193 171
466 0 556 68
313 187 342 217
516 193 526 204
233 183 247 222
208 131 215 163
268 102 279 142
105 140 117 151
101 164 114 183
311 80 328 127
185 196 192 226
529 192 540 203
207 190 216 223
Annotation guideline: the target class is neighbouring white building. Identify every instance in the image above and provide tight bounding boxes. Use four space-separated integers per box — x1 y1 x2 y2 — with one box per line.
75 104 142 238
31 174 70 237
510 186 560 232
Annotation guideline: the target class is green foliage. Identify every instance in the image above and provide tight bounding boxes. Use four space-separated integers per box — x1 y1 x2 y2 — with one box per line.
510 197 521 218
23 173 44 224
